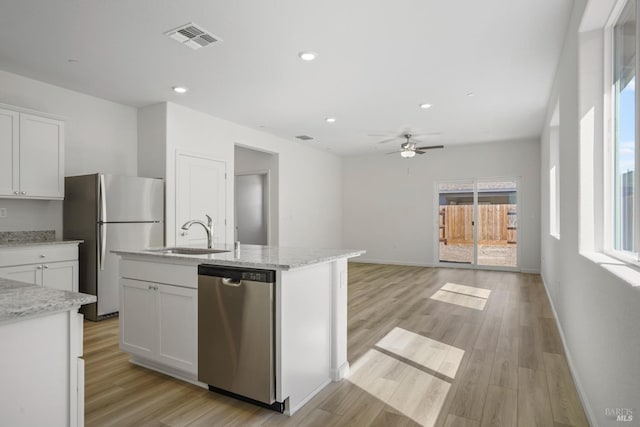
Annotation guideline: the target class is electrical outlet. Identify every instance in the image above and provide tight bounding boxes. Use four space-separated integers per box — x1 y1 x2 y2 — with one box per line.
0 208 6 218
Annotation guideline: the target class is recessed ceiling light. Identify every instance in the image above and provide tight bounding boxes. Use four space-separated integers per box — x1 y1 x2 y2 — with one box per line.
466 92 475 97
173 86 188 94
419 103 432 109
298 51 317 61
325 117 336 123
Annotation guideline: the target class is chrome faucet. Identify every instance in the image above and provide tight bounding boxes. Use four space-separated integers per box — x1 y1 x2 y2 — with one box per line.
181 215 214 248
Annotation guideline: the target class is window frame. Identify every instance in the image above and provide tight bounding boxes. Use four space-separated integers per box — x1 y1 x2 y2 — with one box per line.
604 0 640 265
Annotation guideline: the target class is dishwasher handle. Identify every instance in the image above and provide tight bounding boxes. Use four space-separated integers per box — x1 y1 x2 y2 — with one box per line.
221 277 242 287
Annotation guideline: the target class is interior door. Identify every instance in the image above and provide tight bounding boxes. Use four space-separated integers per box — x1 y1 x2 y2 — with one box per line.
176 153 226 247
235 173 268 245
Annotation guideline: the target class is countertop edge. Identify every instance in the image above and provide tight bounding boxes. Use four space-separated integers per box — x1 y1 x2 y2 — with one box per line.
113 247 366 271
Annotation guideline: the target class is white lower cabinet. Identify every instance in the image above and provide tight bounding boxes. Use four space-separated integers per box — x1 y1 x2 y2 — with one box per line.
0 244 79 291
0 263 43 285
120 278 197 375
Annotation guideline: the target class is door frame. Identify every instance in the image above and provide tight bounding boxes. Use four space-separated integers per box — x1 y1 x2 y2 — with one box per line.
434 176 521 272
234 169 271 245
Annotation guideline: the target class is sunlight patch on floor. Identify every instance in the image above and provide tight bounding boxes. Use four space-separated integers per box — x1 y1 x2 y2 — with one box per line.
345 327 465 426
376 327 465 379
440 282 491 299
348 349 451 427
430 289 487 310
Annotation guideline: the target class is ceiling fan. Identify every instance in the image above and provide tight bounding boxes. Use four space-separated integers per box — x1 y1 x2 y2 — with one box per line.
381 133 444 158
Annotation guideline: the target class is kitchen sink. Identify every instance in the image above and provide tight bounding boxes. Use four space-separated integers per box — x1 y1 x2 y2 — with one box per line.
150 247 231 255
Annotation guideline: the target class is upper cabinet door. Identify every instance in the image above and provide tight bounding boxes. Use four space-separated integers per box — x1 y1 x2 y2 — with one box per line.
0 108 19 197
19 113 64 199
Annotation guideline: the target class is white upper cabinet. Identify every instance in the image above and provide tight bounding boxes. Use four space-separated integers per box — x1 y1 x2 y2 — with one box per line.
0 104 65 200
0 108 19 196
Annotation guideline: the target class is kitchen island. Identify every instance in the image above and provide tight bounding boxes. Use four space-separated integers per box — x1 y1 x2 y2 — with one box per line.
114 244 364 415
0 277 96 427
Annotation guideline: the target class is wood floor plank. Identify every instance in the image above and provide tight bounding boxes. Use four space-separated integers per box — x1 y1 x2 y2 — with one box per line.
479 385 517 427
517 367 554 427
447 349 494 421
543 353 589 426
83 263 588 427
443 414 479 427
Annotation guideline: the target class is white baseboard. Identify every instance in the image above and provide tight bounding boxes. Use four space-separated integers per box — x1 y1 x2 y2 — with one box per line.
540 276 597 426
330 361 350 381
129 357 207 389
349 258 434 267
350 258 540 274
286 378 332 416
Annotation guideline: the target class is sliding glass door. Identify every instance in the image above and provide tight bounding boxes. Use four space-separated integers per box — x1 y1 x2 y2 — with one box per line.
438 179 518 269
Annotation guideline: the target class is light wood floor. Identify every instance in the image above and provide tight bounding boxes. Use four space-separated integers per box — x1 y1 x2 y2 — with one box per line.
84 263 589 427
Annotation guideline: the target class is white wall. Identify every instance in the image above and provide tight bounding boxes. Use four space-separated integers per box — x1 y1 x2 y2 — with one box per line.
234 145 280 245
0 70 138 236
540 0 640 424
343 139 541 271
140 102 343 249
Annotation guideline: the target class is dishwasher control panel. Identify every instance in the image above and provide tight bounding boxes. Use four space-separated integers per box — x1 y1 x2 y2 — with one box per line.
198 264 275 283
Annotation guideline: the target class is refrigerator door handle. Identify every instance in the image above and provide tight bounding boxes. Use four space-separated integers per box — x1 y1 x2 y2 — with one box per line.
99 174 107 223
99 223 107 270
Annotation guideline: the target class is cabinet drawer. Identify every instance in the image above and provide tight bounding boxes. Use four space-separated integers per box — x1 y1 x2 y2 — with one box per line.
0 244 78 267
120 259 197 289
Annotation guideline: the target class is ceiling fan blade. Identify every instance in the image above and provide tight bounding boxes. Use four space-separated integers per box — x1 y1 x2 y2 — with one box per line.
378 137 400 144
410 131 442 137
415 150 426 154
386 151 401 155
415 145 444 150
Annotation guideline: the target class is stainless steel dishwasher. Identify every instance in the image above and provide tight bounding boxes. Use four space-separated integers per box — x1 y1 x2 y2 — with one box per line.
197 264 283 412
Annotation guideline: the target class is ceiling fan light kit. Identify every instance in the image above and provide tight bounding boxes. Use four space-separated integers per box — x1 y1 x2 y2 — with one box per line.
401 149 416 158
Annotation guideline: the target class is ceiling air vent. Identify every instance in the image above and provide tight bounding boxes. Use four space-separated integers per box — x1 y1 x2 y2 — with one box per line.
165 23 221 50
296 135 314 141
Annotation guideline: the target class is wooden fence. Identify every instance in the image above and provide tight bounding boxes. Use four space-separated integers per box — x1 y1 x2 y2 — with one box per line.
440 204 517 244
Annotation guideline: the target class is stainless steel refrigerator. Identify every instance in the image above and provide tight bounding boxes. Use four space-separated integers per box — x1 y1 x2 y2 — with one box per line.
63 174 164 321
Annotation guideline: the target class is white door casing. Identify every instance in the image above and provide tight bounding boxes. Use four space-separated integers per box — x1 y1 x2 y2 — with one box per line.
175 152 226 247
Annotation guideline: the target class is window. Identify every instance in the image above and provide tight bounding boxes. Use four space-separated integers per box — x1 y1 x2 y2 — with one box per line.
610 0 638 260
549 102 560 238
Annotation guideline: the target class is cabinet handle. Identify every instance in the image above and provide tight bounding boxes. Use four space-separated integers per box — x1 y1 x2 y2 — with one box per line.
40 254 46 258
43 265 49 269
36 265 42 270
148 285 158 290
13 191 18 195
20 191 26 195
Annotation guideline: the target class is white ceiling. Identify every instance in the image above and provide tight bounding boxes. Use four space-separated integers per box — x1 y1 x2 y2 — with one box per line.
0 0 573 155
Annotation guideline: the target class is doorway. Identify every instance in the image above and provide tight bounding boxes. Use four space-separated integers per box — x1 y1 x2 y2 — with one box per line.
235 173 269 245
437 179 518 269
234 145 278 246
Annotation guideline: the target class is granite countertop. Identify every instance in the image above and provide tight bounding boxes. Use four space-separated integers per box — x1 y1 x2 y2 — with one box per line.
114 244 365 271
0 278 96 324
0 239 84 248
0 230 82 248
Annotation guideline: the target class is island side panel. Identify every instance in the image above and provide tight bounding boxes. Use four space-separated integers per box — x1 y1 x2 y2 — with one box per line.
331 258 349 380
0 310 78 427
277 262 332 414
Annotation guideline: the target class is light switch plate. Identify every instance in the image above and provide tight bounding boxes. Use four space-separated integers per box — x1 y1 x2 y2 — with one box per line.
0 208 7 218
